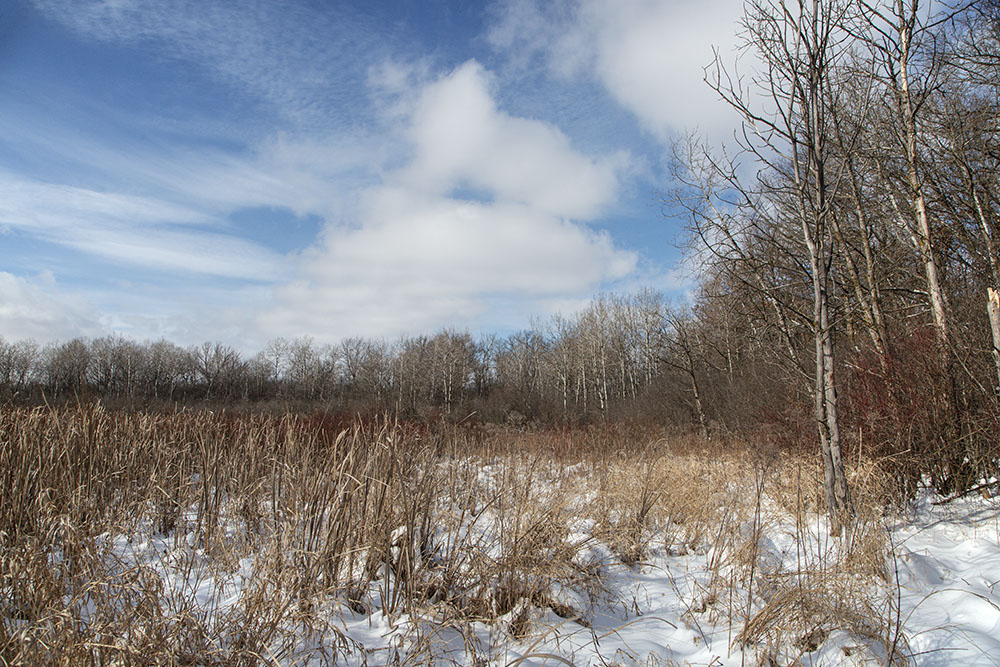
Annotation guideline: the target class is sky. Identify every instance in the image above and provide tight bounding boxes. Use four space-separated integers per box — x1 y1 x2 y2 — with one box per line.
0 0 744 349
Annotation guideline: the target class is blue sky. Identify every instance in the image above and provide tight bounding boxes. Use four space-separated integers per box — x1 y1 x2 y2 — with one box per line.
0 0 742 348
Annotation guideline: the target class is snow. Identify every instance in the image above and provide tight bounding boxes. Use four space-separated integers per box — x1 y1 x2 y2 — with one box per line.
97 475 1000 665
887 492 1000 665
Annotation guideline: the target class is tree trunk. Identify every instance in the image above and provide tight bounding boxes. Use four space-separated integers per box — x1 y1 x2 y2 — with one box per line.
820 264 851 532
806 223 853 535
895 2 950 347
988 288 1000 398
689 366 709 441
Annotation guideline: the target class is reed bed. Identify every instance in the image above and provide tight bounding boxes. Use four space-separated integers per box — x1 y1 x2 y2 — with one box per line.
1 404 904 665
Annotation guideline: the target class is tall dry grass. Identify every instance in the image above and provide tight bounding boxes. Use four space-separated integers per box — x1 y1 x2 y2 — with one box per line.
1 404 910 665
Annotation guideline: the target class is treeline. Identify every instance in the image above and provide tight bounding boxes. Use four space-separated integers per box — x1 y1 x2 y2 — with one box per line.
0 290 720 425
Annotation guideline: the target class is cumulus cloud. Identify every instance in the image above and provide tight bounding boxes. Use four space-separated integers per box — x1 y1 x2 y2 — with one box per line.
263 61 638 340
12 3 654 343
489 0 744 141
0 272 105 342
266 188 635 339
401 61 625 219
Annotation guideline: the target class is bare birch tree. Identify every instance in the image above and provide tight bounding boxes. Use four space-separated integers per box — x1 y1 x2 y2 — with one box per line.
701 0 856 531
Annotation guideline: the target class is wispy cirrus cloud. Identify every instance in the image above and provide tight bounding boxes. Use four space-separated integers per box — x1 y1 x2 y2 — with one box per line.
29 0 382 126
2 100 383 226
0 175 286 280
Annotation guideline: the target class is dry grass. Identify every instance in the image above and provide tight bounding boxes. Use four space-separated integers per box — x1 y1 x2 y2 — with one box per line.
1 404 912 665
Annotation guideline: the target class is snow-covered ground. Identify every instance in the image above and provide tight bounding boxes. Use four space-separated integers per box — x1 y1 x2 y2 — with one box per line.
884 491 1000 665
338 490 1000 666
10 409 998 665
105 478 1000 666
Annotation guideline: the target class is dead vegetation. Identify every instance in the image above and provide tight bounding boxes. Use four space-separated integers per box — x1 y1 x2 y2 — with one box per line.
1 403 913 665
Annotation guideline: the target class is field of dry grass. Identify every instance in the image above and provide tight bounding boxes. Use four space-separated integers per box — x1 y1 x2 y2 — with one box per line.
1 404 990 665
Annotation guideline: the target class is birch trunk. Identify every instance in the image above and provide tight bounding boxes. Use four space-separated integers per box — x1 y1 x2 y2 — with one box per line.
988 288 1000 397
895 0 950 347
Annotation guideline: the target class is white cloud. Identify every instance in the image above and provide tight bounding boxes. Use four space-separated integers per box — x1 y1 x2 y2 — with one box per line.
401 61 626 219
264 187 636 340
67 227 286 281
0 175 286 280
1 104 381 225
262 61 638 340
0 176 210 229
11 5 655 344
489 0 744 142
0 272 106 342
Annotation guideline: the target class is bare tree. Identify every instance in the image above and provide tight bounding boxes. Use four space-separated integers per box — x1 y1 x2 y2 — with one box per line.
42 338 92 395
662 306 710 439
138 339 191 399
90 335 146 397
192 342 246 400
703 0 856 531
0 337 39 394
858 0 956 347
